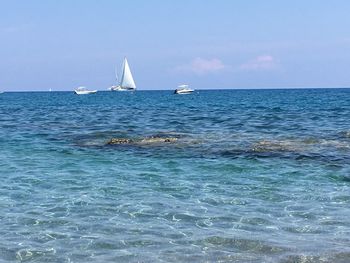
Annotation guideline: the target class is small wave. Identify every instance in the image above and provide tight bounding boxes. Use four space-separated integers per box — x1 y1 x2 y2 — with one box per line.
196 236 287 254
279 252 350 263
339 130 350 139
16 247 56 261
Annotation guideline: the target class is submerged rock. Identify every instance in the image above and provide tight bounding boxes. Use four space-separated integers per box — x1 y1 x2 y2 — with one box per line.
106 136 178 146
251 140 302 152
107 138 132 144
139 137 178 144
251 138 350 153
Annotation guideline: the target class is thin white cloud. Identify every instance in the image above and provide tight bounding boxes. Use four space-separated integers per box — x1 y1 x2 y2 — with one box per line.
1 24 32 33
240 55 279 71
175 57 227 75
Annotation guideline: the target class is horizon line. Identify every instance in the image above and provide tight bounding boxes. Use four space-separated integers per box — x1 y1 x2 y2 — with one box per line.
2 86 350 92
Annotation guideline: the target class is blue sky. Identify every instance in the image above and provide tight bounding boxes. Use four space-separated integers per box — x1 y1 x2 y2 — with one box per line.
1 0 350 91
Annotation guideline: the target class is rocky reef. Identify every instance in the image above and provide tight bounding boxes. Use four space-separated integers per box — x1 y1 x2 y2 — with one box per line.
251 140 303 152
107 136 178 146
107 138 133 144
251 138 350 153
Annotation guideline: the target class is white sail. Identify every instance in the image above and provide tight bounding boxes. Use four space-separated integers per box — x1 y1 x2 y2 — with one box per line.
119 57 136 90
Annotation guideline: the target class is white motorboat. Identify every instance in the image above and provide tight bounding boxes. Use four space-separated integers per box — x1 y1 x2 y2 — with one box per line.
110 85 121 91
110 57 136 91
74 86 97 95
174 85 194 94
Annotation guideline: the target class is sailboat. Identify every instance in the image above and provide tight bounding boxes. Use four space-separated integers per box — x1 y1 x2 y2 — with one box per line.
110 57 136 91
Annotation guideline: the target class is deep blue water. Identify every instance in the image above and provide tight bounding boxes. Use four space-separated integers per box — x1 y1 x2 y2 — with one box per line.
0 89 350 262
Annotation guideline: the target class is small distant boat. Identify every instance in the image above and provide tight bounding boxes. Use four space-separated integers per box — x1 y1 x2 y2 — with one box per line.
110 85 124 91
110 57 136 91
74 86 97 95
174 85 194 94
109 67 120 91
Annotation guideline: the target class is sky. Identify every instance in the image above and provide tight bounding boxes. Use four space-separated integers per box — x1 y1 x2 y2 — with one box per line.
1 0 350 91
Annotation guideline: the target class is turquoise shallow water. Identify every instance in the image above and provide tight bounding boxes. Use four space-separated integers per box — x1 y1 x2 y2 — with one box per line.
0 89 350 262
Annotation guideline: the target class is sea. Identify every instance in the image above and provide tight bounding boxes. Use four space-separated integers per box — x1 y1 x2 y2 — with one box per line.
0 89 350 263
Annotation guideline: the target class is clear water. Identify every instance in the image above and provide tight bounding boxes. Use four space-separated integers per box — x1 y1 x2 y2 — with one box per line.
0 89 350 262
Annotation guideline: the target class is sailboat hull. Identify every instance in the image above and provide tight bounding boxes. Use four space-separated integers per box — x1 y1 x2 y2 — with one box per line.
111 86 135 91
